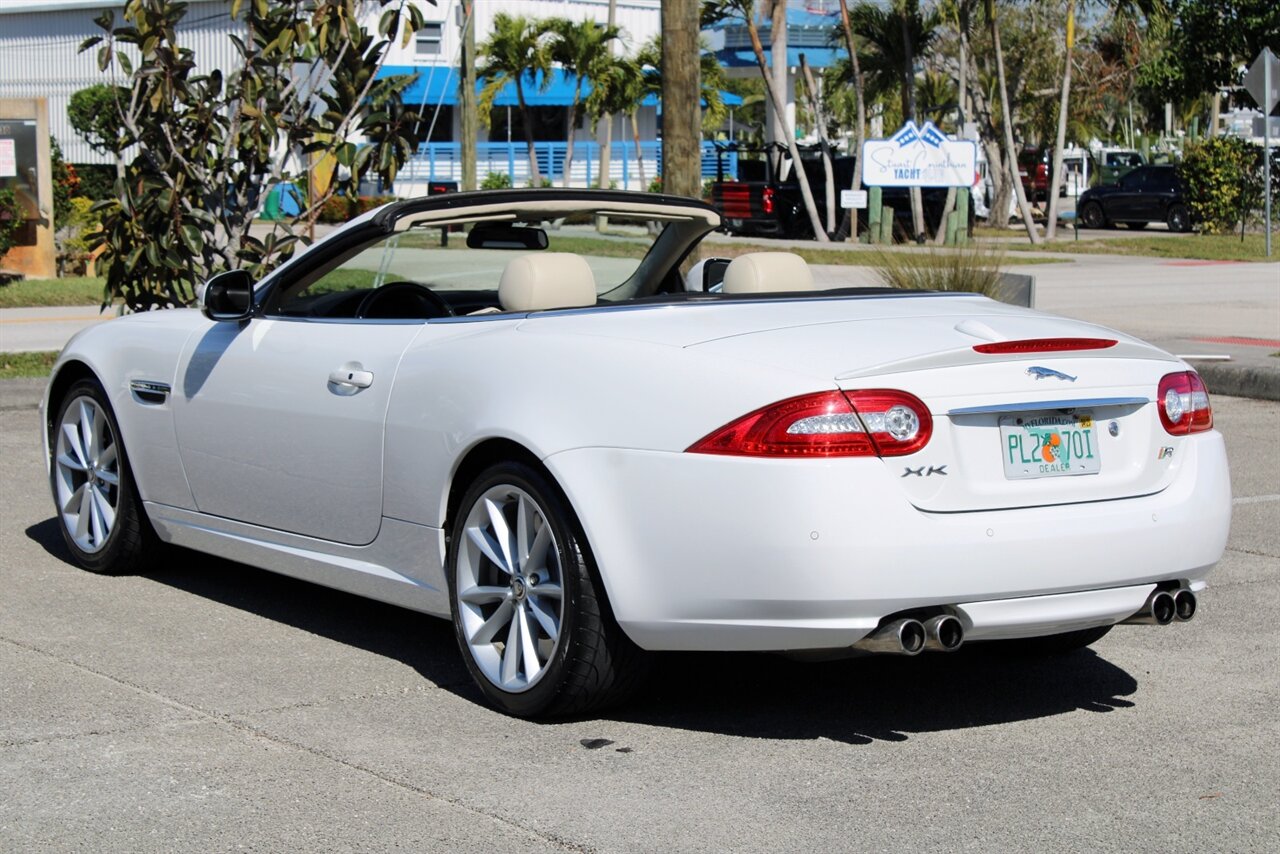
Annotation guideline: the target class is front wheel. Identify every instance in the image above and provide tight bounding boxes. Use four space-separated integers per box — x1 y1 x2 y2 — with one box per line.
447 461 647 717
1166 204 1191 233
50 378 159 574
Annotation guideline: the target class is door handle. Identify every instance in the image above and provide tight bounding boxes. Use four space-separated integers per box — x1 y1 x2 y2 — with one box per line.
328 367 374 389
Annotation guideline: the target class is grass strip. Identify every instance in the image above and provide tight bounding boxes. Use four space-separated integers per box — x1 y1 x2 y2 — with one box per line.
1002 232 1277 262
0 350 59 379
0 277 109 309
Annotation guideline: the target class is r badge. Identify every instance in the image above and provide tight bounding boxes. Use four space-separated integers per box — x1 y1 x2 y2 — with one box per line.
1158 446 1175 460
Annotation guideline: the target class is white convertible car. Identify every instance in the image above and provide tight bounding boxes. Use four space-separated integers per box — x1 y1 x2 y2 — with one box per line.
43 190 1231 716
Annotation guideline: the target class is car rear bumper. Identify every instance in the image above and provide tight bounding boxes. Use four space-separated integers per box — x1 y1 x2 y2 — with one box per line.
546 431 1231 651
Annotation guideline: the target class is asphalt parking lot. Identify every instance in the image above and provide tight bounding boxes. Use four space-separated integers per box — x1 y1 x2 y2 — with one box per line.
1 391 1277 852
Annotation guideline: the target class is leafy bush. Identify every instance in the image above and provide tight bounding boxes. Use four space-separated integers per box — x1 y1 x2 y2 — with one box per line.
57 197 102 274
1177 137 1270 234
315 195 398 223
481 172 513 190
868 245 1006 299
0 188 23 260
71 164 117 202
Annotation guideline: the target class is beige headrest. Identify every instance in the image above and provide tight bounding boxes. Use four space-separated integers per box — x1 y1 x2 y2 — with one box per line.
721 252 814 294
498 253 598 312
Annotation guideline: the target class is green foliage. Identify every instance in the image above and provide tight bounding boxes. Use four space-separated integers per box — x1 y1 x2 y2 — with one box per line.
72 164 116 202
480 172 513 190
0 351 60 380
0 276 108 308
315 195 399 224
0 188 22 260
1177 136 1266 234
83 0 428 311
478 13 553 185
1142 0 1279 102
50 137 78 231
67 83 132 155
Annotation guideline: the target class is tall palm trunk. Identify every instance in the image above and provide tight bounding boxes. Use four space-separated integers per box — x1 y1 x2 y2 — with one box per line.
800 56 836 233
631 111 647 188
1045 0 1074 239
597 0 617 190
900 1 926 239
745 12 828 241
562 82 582 188
837 0 866 242
986 0 1041 244
515 82 542 186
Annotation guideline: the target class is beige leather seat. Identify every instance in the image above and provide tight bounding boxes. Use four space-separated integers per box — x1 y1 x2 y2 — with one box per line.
721 251 814 294
498 253 598 312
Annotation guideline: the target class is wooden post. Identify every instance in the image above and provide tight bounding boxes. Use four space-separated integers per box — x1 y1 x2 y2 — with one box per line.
866 186 882 243
880 205 894 244
459 1 477 191
956 187 970 243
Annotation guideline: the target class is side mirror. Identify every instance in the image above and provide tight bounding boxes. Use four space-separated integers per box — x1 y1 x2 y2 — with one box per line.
200 270 254 321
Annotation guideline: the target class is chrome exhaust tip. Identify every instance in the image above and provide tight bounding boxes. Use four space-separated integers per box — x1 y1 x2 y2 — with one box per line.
923 614 964 652
853 618 926 655
1123 590 1177 625
1173 589 1197 622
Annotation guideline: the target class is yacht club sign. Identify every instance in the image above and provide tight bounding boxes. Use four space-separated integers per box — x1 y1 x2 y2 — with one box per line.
861 121 978 188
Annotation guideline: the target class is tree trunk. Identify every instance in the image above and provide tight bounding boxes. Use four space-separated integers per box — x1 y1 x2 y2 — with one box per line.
986 0 1040 244
459 0 477 191
515 83 542 186
770 0 789 148
837 0 866 242
745 16 829 241
984 137 1009 226
1045 0 1074 239
631 112 646 187
899 3 926 240
562 86 581 188
660 0 701 198
597 0 617 191
800 55 835 234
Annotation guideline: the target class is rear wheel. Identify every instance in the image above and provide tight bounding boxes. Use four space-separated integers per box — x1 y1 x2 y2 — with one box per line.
1166 204 1191 233
1078 201 1107 229
447 461 647 717
50 378 159 574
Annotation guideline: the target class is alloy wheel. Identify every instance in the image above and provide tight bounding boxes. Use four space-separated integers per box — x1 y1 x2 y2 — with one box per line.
455 484 565 692
54 395 120 554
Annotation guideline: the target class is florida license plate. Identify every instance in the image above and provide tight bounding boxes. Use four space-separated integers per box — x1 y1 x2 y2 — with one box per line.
999 411 1101 479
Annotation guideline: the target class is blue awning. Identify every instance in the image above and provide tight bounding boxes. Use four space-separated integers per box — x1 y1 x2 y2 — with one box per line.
380 66 742 109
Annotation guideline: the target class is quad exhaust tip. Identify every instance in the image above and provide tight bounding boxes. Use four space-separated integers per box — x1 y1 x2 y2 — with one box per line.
854 618 926 655
1124 588 1196 626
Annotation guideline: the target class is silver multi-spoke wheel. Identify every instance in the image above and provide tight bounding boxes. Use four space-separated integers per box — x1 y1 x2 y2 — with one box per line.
456 484 565 693
54 395 120 554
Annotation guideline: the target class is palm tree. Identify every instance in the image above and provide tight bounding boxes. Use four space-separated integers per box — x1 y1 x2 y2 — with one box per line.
836 0 868 242
478 13 554 186
547 17 622 187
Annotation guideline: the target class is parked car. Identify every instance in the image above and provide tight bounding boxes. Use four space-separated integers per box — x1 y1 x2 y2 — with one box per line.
1017 147 1066 201
44 189 1229 717
1091 148 1146 187
1077 165 1192 231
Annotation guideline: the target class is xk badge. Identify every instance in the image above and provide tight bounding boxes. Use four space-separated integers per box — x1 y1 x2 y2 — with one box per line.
903 465 948 478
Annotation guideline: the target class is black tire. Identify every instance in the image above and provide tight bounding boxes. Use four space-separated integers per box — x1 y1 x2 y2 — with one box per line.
1166 203 1191 233
1078 201 1107 229
1005 624 1113 655
447 461 648 717
49 378 160 575
1124 221 1149 230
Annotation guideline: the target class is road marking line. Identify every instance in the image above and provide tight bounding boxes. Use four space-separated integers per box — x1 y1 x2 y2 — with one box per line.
1234 494 1280 505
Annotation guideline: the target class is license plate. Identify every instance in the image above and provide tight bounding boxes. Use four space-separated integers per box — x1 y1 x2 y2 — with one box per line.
999 411 1101 479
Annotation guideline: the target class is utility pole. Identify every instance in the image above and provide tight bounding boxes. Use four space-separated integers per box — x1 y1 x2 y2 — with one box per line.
459 0 477 191
661 0 701 198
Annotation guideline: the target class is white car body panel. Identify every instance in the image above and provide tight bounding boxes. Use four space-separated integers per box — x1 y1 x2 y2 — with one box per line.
41 194 1230 657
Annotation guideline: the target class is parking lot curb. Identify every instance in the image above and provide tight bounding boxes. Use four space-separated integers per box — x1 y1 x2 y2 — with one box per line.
1195 361 1280 403
0 378 46 411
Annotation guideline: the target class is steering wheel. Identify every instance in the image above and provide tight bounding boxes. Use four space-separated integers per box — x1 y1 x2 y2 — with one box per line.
354 281 454 319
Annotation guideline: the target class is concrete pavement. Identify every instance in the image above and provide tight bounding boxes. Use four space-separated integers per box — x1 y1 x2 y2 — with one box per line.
0 305 113 353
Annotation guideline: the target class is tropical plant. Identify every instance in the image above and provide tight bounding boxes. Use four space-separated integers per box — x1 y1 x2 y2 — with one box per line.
835 0 869 241
479 13 554 187
481 171 513 190
1178 136 1271 233
67 83 131 178
0 188 22 261
84 0 427 311
983 0 1041 244
547 17 622 187
868 244 1006 297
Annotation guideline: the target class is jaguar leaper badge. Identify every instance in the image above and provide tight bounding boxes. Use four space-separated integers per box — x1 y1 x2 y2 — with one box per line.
1026 366 1077 382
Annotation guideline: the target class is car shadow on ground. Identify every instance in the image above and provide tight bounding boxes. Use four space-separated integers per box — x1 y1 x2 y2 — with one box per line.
28 518 1138 744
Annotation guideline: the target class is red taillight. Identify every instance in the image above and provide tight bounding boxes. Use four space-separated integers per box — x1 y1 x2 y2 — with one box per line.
1157 371 1213 435
973 338 1117 354
762 186 775 215
687 390 932 458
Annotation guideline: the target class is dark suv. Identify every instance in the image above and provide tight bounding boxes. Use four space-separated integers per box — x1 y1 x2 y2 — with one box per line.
1076 165 1191 232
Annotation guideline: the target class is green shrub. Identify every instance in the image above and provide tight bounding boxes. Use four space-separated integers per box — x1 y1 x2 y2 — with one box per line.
481 172 513 190
71 164 117 202
868 245 1006 299
1177 137 1269 234
0 188 23 260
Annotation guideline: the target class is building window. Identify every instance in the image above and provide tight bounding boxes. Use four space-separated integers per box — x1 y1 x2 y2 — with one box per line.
415 22 443 56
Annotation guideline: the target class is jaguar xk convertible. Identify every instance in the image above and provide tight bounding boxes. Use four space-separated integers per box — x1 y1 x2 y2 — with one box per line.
43 189 1231 717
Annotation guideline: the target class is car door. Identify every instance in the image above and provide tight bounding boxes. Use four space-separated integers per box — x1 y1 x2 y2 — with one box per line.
1107 167 1147 220
170 235 441 546
1140 168 1176 221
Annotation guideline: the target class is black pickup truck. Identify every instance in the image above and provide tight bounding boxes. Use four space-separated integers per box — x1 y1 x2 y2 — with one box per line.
709 145 961 241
